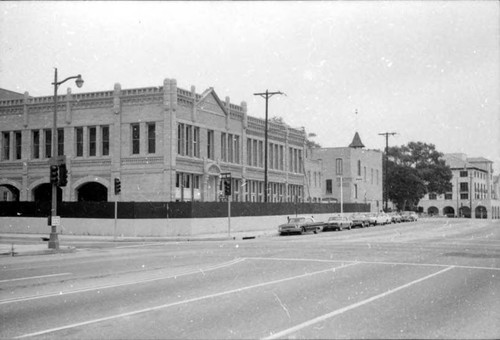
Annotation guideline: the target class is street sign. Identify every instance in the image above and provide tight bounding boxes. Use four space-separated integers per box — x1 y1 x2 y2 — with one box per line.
51 216 61 226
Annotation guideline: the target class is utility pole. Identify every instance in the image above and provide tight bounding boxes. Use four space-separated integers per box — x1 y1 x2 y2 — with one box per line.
378 132 397 212
253 90 285 202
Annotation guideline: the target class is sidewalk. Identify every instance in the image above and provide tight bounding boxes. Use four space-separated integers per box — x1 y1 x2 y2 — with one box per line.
0 230 277 257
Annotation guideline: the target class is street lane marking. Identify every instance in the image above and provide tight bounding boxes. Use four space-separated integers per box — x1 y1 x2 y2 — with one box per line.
15 262 361 338
247 256 500 271
0 258 245 305
263 266 455 340
0 273 72 283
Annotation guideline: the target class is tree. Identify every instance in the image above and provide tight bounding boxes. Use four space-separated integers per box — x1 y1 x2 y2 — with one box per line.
386 142 452 211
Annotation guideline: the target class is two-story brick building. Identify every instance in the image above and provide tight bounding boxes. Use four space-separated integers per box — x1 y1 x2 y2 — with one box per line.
0 78 310 203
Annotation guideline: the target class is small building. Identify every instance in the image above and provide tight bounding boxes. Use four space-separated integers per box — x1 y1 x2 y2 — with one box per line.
418 153 500 219
310 132 383 212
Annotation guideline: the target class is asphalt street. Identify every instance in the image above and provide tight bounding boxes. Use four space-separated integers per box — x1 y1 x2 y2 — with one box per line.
1 218 499 339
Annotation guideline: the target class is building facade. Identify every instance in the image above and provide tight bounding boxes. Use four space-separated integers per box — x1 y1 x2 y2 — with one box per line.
418 153 500 219
0 79 309 203
310 133 383 212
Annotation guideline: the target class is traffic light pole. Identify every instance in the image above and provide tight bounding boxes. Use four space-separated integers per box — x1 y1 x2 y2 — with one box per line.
221 172 231 238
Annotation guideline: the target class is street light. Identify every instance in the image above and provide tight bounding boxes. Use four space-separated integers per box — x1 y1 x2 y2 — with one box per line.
48 68 84 249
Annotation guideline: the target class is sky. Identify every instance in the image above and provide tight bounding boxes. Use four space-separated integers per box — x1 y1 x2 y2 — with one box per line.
1 1 499 173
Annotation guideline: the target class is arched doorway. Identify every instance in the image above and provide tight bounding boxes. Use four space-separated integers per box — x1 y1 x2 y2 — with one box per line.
443 206 455 218
33 183 62 203
475 206 487 219
77 182 108 201
459 206 471 218
427 206 439 216
0 184 20 201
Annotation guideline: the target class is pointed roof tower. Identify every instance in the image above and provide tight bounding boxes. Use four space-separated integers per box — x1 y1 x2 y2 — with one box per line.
349 131 365 149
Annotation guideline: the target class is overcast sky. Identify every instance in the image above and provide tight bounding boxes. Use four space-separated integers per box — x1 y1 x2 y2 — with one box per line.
1 1 499 173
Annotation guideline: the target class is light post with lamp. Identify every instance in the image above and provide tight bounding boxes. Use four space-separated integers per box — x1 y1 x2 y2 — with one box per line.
48 68 84 249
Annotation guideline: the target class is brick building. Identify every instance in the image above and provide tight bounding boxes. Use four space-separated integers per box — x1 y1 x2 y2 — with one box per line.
310 132 383 212
0 79 310 203
418 153 500 219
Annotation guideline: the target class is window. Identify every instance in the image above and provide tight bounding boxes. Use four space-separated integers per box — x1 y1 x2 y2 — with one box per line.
2 132 10 160
207 130 214 159
354 184 358 199
429 193 437 200
253 140 258 167
246 138 252 165
57 128 64 156
102 126 109 156
193 127 200 158
186 125 192 156
336 158 343 175
89 127 96 156
221 132 227 161
460 171 468 177
357 160 361 177
258 141 263 167
460 182 469 192
279 145 284 170
234 135 240 164
131 124 140 155
147 123 156 154
445 193 453 200
269 143 274 169
75 127 83 157
177 123 184 155
44 129 51 158
32 130 40 159
14 131 22 159
460 193 468 200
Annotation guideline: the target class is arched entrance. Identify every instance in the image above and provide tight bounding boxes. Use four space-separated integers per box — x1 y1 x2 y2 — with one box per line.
33 183 62 203
459 206 471 218
427 206 439 216
0 184 20 201
204 163 222 202
443 206 455 218
77 182 108 202
475 206 487 219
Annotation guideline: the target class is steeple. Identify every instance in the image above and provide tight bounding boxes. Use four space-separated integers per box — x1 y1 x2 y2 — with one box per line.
349 131 365 149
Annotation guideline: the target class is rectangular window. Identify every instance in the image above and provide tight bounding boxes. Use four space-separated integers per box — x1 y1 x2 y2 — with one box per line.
354 184 358 199
460 182 469 192
429 193 437 200
177 123 184 156
336 158 343 175
89 126 96 157
246 138 252 165
2 132 10 160
131 124 140 155
228 134 234 163
32 130 40 159
101 126 109 156
258 141 263 167
147 123 156 154
289 148 293 172
279 145 284 170
299 150 303 173
57 128 64 156
185 125 192 156
75 127 83 157
357 160 361 177
193 127 200 158
460 193 469 200
207 130 214 159
269 143 274 169
234 135 240 164
44 129 51 158
14 131 22 160
460 171 468 177
253 140 258 167
221 132 227 161
445 193 453 200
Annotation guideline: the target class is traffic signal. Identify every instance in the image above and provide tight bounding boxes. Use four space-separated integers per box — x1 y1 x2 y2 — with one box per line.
50 165 59 183
224 179 231 196
58 163 68 187
114 178 121 195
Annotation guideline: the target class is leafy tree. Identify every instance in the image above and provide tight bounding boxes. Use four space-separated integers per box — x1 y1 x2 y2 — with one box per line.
386 142 452 211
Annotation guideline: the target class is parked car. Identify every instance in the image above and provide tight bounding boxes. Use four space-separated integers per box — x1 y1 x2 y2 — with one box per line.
278 216 324 235
389 212 402 223
351 214 370 228
323 215 352 231
402 211 418 221
367 214 378 226
375 213 391 225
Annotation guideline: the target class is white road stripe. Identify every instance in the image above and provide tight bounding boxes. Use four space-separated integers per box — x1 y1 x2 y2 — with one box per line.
247 256 500 271
0 258 245 305
0 273 72 283
263 266 455 340
15 262 360 338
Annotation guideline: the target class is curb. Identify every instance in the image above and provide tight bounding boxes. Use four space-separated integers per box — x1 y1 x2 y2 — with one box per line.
0 246 76 257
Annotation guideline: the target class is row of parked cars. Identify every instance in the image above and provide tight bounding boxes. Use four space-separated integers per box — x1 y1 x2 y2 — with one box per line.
278 212 419 235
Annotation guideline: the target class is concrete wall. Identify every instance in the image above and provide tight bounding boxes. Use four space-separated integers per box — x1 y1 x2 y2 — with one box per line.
0 213 333 237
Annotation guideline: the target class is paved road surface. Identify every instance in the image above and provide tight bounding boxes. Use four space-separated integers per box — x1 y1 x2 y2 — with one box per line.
1 218 499 339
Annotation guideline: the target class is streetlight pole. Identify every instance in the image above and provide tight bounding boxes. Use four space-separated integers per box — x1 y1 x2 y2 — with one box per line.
378 132 397 212
48 68 84 249
253 90 285 202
